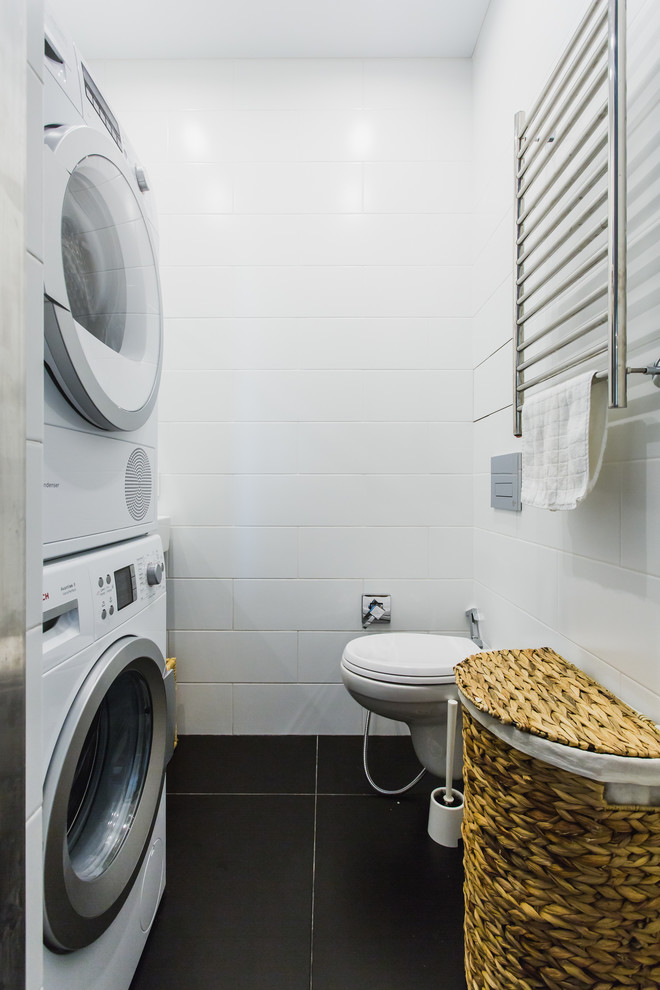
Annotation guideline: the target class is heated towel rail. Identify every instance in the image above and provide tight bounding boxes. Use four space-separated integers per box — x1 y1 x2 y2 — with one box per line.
512 0 658 436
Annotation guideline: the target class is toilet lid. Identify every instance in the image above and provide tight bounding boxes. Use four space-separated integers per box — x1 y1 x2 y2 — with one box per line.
341 633 475 685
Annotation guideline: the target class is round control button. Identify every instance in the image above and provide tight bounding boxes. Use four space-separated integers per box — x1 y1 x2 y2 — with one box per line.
106 574 111 584
98 577 104 588
147 563 164 586
109 605 115 615
101 608 107 620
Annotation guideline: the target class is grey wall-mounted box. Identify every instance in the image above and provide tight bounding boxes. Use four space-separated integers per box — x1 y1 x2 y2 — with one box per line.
490 452 522 512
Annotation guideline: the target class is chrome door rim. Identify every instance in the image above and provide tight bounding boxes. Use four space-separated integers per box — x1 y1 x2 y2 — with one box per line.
43 124 162 432
43 636 167 952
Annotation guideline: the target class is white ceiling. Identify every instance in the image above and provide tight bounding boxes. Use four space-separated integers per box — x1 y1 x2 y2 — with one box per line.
48 0 492 59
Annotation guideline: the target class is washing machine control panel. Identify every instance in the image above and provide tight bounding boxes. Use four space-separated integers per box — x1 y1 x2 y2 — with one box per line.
43 534 166 671
91 541 165 632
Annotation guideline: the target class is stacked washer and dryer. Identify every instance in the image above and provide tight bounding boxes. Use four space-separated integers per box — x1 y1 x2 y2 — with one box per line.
41 11 172 990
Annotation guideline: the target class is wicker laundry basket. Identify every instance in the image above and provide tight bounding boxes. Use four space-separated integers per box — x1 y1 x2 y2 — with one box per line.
454 646 660 990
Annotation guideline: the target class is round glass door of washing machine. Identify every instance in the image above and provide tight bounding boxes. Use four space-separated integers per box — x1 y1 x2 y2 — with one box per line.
44 124 163 432
43 637 167 952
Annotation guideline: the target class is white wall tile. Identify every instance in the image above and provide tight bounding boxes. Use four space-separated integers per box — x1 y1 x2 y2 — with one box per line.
363 370 473 422
160 266 235 318
234 579 363 631
175 683 233 734
363 59 471 110
160 213 471 268
294 318 472 371
159 422 299 474
163 264 474 321
160 474 302 526
168 527 298 578
149 162 234 214
233 683 363 734
168 109 307 162
621 459 660 577
360 265 472 319
163 318 302 371
297 631 357 682
364 161 472 214
361 475 473 527
299 527 429 579
556 556 660 694
234 162 362 214
474 529 558 629
169 630 297 682
429 528 473 579
159 369 365 422
298 422 473 475
519 462 622 568
166 578 233 630
295 475 368 526
298 107 471 162
233 59 363 109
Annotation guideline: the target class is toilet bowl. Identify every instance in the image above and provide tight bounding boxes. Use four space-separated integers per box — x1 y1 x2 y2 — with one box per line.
340 633 477 778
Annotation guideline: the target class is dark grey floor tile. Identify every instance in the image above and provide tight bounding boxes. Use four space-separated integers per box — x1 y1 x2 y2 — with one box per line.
167 735 317 794
312 793 466 990
317 734 442 795
130 794 314 990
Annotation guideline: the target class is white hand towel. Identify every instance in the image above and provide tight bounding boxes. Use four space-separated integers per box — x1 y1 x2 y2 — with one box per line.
521 371 608 511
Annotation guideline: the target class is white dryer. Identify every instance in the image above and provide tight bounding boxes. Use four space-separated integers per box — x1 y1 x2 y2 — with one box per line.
42 534 173 990
43 12 163 560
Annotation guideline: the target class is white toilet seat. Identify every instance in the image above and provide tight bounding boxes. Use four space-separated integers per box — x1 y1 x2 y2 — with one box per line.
341 633 474 686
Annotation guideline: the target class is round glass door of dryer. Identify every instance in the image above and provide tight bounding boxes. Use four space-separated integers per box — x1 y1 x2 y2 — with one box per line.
44 124 162 432
43 637 167 952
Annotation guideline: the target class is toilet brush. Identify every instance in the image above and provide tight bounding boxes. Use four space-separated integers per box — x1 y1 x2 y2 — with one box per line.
427 698 464 846
444 699 458 805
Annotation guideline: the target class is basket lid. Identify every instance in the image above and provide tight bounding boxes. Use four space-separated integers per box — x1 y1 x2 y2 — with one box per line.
454 646 660 759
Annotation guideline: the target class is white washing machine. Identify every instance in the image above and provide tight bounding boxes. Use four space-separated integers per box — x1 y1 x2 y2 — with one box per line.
43 11 163 560
42 533 173 990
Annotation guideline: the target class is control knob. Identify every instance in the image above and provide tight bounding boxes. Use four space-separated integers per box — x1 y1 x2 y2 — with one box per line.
146 562 164 586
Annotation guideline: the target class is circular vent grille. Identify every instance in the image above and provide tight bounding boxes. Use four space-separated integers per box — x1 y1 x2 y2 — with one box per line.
125 448 152 521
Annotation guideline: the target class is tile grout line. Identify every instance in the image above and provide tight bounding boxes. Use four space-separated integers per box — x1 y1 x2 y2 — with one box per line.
309 735 319 990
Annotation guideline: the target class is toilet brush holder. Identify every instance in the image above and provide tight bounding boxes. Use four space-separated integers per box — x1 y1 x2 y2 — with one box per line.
427 787 464 847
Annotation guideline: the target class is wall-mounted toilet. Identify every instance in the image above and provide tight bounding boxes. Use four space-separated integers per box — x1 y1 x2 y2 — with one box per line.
340 633 478 778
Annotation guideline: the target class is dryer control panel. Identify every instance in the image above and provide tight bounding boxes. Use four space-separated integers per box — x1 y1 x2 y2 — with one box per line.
43 533 165 673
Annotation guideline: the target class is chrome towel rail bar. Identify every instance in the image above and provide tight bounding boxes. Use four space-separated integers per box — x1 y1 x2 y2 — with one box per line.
513 0 639 436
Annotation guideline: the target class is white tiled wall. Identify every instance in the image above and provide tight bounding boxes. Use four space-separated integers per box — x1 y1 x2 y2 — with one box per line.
472 0 660 721
91 57 474 733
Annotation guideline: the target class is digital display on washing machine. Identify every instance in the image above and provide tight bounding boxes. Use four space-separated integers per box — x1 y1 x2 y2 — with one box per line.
114 564 136 611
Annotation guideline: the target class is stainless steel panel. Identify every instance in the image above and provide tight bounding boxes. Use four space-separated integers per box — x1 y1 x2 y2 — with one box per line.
0 1 27 987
